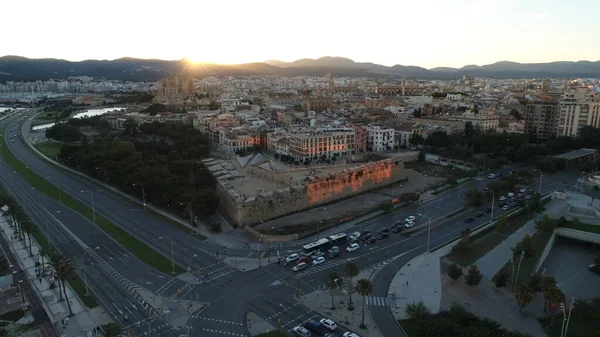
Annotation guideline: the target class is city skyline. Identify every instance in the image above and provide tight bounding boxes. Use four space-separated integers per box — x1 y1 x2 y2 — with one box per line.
1 0 600 68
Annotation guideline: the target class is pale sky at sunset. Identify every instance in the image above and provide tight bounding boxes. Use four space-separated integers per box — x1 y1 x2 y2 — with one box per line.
1 0 599 69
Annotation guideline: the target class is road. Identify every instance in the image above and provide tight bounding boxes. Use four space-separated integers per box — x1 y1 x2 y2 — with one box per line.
0 110 582 337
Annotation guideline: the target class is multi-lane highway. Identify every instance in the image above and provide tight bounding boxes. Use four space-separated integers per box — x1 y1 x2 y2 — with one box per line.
0 109 580 337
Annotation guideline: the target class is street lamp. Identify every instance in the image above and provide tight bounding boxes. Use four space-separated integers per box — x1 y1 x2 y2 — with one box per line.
133 183 146 210
485 187 495 222
534 169 543 194
96 167 108 190
46 176 61 202
180 202 193 227
417 213 432 253
80 190 96 221
159 236 175 274
187 254 197 272
83 247 99 296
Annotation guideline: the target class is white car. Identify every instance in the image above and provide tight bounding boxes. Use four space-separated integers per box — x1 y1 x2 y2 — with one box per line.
405 215 416 222
404 220 415 228
349 232 361 241
312 256 325 266
488 174 496 179
285 254 299 264
502 205 510 211
498 196 507 201
343 333 360 337
293 326 311 337
346 243 359 252
520 188 526 193
320 318 337 331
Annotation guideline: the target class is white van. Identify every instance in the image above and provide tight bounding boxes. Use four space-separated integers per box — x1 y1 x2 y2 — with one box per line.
292 262 308 272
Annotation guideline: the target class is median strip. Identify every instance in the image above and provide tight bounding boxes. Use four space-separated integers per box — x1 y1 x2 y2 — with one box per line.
0 122 184 274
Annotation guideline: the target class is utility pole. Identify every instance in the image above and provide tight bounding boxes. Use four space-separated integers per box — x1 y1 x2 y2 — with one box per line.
513 250 525 289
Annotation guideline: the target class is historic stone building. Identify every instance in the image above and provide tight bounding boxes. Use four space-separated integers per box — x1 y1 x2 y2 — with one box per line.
154 74 195 105
375 78 426 97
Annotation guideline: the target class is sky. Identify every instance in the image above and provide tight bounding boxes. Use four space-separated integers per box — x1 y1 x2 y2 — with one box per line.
1 0 599 69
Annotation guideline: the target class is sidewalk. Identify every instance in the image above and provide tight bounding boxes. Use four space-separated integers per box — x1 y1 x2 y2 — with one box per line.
474 199 568 279
388 252 442 319
0 219 112 337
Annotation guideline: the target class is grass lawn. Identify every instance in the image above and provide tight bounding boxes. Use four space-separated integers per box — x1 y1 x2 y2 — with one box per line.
0 123 184 275
34 142 63 160
34 111 61 120
24 135 206 241
447 211 533 266
493 230 552 286
559 221 600 235
255 331 288 337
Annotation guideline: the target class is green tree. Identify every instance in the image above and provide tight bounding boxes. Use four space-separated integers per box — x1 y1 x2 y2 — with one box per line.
409 133 424 146
355 278 373 329
514 283 535 311
464 265 483 288
495 213 508 232
20 220 36 256
122 118 138 135
46 253 74 315
405 301 430 320
539 276 558 312
326 271 340 310
513 234 535 259
466 188 483 206
344 262 359 309
448 263 463 281
535 214 556 233
494 272 508 288
527 193 545 214
544 286 565 324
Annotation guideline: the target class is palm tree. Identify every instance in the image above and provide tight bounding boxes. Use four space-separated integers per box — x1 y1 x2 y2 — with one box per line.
326 272 340 310
20 220 36 256
46 253 65 300
39 248 47 275
356 278 373 329
58 257 75 316
344 262 359 310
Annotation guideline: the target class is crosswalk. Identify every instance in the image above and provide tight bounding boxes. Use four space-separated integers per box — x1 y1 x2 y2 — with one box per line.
364 296 389 307
292 259 346 279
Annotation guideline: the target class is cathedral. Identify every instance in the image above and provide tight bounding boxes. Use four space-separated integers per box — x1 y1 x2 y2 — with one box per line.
154 74 195 105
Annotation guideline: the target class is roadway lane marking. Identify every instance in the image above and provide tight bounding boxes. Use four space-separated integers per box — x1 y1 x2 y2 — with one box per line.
201 328 247 337
193 317 244 326
246 251 253 258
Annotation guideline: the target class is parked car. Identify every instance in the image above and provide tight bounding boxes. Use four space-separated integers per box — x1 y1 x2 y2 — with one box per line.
475 212 484 217
520 188 526 193
498 202 506 208
312 256 325 266
499 196 507 201
502 205 510 211
485 208 492 213
320 318 337 331
293 326 311 337
293 262 308 272
305 321 327 335
464 217 474 223
488 174 496 179
346 243 359 252
343 333 360 337
525 195 532 200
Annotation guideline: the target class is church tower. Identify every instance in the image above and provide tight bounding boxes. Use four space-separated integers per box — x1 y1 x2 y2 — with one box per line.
401 77 406 96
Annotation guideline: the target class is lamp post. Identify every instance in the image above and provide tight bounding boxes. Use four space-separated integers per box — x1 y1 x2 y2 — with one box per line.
96 167 108 190
180 202 193 227
80 190 96 221
560 297 575 337
159 236 175 274
133 183 146 210
535 169 543 194
417 213 432 253
83 247 99 296
485 187 495 222
187 254 197 273
46 176 61 202
513 250 525 289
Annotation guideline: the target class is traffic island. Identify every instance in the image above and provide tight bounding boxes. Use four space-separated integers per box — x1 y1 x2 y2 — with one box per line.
136 289 207 330
246 312 276 336
222 256 277 272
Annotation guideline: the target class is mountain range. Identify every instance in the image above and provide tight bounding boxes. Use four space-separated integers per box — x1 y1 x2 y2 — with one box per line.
1 55 599 82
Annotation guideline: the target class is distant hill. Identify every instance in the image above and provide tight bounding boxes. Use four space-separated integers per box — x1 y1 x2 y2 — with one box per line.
1 55 600 82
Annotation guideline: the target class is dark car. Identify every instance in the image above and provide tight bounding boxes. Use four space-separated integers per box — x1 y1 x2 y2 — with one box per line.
485 208 492 213
498 202 506 208
378 228 389 235
361 234 373 242
391 224 403 233
475 212 484 217
509 202 518 208
305 321 326 335
377 232 389 240
496 173 503 177
361 230 371 237
464 217 475 223
366 237 377 245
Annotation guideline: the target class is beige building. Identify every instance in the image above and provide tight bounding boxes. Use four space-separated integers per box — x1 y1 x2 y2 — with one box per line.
214 127 260 154
286 127 355 161
375 78 426 97
525 99 559 139
449 110 499 131
557 87 600 137
198 113 240 133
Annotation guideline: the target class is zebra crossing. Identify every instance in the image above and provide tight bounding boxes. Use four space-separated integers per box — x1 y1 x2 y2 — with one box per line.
364 296 390 307
292 259 346 279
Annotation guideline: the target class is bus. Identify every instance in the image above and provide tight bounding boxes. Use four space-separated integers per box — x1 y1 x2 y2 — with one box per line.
302 238 330 256
327 233 348 246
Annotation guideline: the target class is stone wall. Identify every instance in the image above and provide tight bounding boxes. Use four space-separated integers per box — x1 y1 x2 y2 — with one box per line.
217 159 405 226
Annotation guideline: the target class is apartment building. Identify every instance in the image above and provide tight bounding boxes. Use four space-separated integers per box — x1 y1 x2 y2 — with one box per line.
286 127 355 161
197 113 240 133
365 125 395 152
524 100 559 139
557 87 600 137
449 110 499 131
349 123 367 153
214 127 260 154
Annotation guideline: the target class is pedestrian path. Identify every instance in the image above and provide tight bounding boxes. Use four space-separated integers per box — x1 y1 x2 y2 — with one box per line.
474 199 567 279
364 296 389 307
292 259 345 279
